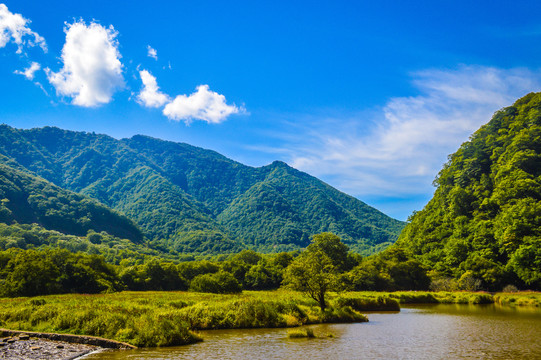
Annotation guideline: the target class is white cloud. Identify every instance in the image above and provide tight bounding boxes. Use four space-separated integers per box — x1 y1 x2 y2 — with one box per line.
163 84 242 124
14 61 40 80
46 21 124 107
137 69 170 108
147 45 157 60
0 3 46 54
275 65 541 216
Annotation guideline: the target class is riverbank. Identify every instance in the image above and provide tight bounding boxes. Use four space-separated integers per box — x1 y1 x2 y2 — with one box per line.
0 291 377 347
0 334 99 360
0 290 538 348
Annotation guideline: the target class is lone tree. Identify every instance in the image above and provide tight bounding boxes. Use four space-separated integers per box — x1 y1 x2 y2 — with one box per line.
283 233 348 311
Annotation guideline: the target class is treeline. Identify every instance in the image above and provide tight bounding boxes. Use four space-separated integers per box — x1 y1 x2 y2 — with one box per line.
0 233 433 297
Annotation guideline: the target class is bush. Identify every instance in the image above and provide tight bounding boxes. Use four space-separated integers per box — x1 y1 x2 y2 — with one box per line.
189 271 242 294
502 285 519 293
334 295 400 311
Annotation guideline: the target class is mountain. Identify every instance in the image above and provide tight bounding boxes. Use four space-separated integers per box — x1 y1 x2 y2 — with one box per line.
397 93 541 290
0 125 404 255
0 158 143 242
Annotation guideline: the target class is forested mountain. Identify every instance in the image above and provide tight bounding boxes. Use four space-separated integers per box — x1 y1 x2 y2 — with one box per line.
397 92 541 290
0 125 404 255
0 159 142 242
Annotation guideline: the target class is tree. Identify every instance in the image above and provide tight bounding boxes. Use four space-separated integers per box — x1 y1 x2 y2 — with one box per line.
283 233 346 311
307 232 357 271
189 271 241 294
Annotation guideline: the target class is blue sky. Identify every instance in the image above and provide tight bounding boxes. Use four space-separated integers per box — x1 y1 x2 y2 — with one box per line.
2 0 541 220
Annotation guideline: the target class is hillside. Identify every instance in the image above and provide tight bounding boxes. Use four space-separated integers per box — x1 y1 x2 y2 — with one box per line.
397 92 541 290
0 125 404 255
0 159 143 243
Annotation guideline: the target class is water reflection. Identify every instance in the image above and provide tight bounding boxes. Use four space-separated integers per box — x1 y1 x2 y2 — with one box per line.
84 304 541 360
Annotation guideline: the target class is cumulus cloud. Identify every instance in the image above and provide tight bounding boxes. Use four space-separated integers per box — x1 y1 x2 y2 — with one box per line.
0 3 46 54
46 21 124 107
137 69 170 108
163 85 242 124
147 45 157 60
277 65 541 216
14 61 40 80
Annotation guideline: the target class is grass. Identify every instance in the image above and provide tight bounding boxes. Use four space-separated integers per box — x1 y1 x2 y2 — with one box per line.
0 290 369 347
348 291 541 306
287 328 315 338
0 290 537 347
494 292 541 307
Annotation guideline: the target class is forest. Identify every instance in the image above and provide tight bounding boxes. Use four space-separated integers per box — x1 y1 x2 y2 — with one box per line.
398 92 541 291
0 125 403 255
0 233 431 298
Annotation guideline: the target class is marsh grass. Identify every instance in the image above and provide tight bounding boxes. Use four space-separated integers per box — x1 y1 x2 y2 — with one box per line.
494 292 541 307
1 290 536 347
287 327 315 338
0 290 368 347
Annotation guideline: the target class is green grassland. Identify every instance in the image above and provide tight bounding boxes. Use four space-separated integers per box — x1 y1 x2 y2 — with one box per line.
0 290 374 347
1 290 538 348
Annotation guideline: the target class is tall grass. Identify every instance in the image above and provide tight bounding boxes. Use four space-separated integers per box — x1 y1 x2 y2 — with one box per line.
0 290 368 347
494 292 541 307
2 290 536 347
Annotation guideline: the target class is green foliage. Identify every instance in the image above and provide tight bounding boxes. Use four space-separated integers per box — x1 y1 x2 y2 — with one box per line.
0 290 374 346
333 294 400 311
343 247 430 291
398 93 541 290
0 162 142 242
494 291 541 307
0 222 178 265
283 234 348 311
287 328 315 338
189 271 242 294
119 260 188 291
0 125 403 256
0 248 122 297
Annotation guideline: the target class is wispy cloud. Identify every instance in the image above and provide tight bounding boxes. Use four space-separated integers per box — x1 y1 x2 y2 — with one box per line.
137 69 170 108
147 45 157 60
163 84 243 124
275 65 541 214
0 3 46 54
14 61 40 80
46 21 124 107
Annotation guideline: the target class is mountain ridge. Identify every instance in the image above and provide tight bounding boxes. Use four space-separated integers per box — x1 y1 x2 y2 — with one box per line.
0 124 404 255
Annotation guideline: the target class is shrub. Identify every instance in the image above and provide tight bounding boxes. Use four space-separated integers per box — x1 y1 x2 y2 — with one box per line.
189 271 242 294
334 295 400 311
502 285 519 293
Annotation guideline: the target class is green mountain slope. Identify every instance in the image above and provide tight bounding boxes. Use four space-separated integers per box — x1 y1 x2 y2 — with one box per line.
397 93 541 290
0 161 143 242
0 124 404 255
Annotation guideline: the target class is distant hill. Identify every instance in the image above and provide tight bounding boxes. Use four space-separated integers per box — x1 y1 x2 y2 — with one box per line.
397 93 541 290
0 125 404 255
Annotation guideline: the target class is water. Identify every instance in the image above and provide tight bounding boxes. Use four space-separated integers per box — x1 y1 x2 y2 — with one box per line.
84 304 541 359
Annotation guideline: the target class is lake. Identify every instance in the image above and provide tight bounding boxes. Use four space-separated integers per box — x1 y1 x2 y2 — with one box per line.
84 304 541 359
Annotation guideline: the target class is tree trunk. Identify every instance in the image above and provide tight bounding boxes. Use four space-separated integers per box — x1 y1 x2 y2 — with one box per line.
318 292 326 311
